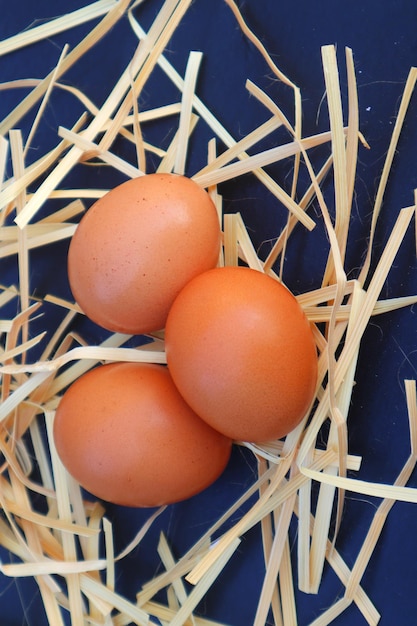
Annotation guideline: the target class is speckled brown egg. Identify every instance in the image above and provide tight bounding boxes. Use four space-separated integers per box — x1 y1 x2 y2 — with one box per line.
53 362 232 507
67 173 221 334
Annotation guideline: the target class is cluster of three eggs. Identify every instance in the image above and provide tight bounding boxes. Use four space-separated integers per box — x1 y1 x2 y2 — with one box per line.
53 173 318 507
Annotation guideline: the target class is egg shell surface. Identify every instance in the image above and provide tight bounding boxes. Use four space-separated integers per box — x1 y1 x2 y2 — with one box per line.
67 173 221 334
165 266 318 443
53 362 232 507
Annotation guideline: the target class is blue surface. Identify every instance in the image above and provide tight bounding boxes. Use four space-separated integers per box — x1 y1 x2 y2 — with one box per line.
1 1 417 625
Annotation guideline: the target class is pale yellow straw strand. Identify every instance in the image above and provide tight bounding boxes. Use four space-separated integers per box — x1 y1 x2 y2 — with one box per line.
0 0 118 57
14 0 189 228
98 0 195 154
343 380 417 602
45 411 85 622
253 489 296 625
0 113 88 213
174 50 203 175
168 538 241 626
10 131 29 327
131 17 315 231
24 44 70 158
0 0 132 136
358 66 417 286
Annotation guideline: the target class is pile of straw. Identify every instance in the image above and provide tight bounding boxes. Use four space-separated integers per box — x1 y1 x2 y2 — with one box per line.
0 1 416 624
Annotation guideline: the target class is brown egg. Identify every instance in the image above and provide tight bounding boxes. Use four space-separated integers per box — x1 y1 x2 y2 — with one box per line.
53 362 232 507
165 266 318 443
67 173 221 334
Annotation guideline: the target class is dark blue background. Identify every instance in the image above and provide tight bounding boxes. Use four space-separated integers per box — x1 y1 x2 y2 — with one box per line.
1 1 417 624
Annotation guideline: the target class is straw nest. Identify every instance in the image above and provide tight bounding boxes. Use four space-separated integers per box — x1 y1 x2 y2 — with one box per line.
0 1 417 624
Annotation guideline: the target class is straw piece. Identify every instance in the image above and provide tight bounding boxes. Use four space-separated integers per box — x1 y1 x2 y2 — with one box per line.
195 115 283 178
0 320 13 332
78 487 104 564
263 155 333 274
168 538 241 626
296 278 417 317
321 45 350 272
223 213 239 268
174 50 203 175
193 131 333 229
0 371 50 423
14 0 196 228
41 188 107 200
97 0 195 154
309 597 353 626
224 0 304 202
0 284 18 306
0 344 167 376
0 224 77 258
0 78 179 165
138 467 275 606
309 284 365 593
224 0 297 93
325 545 380 625
257 457 283 626
45 411 85 623
345 47 359 212
279 537 297 625
103 517 115 592
358 66 417 286
302 293 417 322
157 114 199 174
2 302 40 376
254 490 296 626
0 0 132 136
157 532 194 622
57 126 144 179
235 212 264 272
0 427 54 498
231 449 345 546
185 448 299 586
297 447 314 593
301 462 417 505
79 575 151 626
259 52 350 568
25 45 70 158
0 515 34 562
0 332 46 362
43 294 83 314
131 17 313 230
1 558 106 577
343 381 417 604
118 600 228 626
0 78 181 124
5 450 65 622
206 138 224 258
81 520 111 623
10 130 29 325
36 199 85 223
0 0 118 57
0 135 9 213
345 451 417 601
0 113 88 212
405 379 417 454
293 487 380 624
46 332 136 398
414 189 417 256
298 205 415 476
